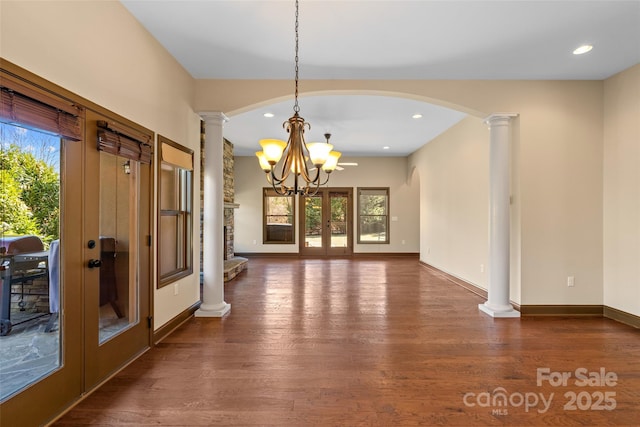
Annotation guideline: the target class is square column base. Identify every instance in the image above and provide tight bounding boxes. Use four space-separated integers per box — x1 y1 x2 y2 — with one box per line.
195 303 231 318
478 303 521 318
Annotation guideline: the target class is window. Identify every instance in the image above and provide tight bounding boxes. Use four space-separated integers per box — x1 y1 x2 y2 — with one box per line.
158 136 193 287
357 187 389 244
263 188 295 244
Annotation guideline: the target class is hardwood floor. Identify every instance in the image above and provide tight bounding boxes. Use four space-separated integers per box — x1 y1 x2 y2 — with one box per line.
54 258 640 426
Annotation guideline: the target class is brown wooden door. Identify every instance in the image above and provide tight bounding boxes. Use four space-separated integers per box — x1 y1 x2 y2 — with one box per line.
0 125 83 427
299 188 352 256
83 111 151 390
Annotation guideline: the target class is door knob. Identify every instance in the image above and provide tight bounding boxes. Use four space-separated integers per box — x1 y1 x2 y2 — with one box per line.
88 259 102 269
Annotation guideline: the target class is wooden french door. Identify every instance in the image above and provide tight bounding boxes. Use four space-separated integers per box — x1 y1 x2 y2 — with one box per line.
299 188 353 256
0 66 152 427
83 111 151 390
0 126 84 427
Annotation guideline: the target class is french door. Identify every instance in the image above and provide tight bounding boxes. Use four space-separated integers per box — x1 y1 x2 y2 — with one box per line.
83 111 151 390
0 111 152 426
299 188 353 256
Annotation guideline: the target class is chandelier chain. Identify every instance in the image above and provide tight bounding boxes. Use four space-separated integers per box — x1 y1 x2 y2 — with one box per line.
293 0 300 113
256 0 340 196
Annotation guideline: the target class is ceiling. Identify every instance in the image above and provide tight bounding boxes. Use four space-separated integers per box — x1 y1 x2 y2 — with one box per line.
121 0 640 157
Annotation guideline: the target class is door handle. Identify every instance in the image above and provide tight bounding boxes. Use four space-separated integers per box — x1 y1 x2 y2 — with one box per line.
88 259 102 269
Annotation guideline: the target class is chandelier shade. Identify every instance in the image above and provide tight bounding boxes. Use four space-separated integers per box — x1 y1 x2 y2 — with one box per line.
306 141 333 165
259 139 287 165
255 0 340 196
322 151 342 173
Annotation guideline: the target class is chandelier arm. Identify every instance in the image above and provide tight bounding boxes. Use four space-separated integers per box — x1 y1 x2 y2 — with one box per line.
268 163 289 185
304 178 321 197
299 161 321 185
271 181 289 196
319 171 332 186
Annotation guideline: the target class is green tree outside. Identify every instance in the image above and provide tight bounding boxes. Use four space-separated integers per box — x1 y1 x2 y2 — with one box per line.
0 124 60 246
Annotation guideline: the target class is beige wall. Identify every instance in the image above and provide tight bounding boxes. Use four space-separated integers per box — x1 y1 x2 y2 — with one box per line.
234 156 420 254
215 80 605 307
408 117 490 292
1 0 202 328
603 64 640 316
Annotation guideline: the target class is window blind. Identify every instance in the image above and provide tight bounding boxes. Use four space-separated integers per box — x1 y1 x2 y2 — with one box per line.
0 77 83 141
97 120 153 164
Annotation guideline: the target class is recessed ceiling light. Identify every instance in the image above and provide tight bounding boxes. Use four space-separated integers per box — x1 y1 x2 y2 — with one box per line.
412 114 423 119
263 112 274 118
573 44 593 55
383 146 390 150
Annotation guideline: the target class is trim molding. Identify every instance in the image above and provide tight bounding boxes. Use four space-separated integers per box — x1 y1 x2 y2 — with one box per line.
152 301 201 345
519 305 603 316
419 262 639 328
419 261 489 300
235 252 419 259
604 306 640 329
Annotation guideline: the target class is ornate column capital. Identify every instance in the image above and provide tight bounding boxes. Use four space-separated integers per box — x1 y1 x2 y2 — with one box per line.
198 111 229 126
484 113 518 127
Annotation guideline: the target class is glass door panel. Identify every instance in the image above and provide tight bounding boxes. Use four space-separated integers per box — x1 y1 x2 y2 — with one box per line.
330 192 348 249
98 153 138 343
0 123 62 400
303 196 323 249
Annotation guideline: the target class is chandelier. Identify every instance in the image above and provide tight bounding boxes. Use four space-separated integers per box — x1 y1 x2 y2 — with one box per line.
255 0 341 196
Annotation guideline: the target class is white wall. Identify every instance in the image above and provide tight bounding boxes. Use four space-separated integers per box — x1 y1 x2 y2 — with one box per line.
603 64 640 317
1 0 202 329
234 156 420 254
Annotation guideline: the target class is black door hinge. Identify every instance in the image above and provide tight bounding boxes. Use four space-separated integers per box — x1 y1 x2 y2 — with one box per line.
147 235 152 246
147 316 153 328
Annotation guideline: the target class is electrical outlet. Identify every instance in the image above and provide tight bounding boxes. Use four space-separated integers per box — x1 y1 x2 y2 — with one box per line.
401 239 406 245
253 239 257 245
174 283 179 295
567 276 575 287
480 264 484 273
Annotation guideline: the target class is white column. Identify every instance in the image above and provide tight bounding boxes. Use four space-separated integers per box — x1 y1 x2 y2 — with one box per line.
196 112 231 317
479 113 520 318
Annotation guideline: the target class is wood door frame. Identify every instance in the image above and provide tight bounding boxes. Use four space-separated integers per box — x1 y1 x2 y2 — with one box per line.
0 65 84 426
0 59 154 427
298 187 353 257
83 110 152 391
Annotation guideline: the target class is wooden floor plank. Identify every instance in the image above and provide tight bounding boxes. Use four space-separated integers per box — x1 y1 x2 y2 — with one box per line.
54 258 640 426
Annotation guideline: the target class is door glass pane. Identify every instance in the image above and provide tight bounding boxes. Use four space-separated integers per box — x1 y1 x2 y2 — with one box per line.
0 123 62 401
330 193 348 248
304 196 322 248
98 153 138 343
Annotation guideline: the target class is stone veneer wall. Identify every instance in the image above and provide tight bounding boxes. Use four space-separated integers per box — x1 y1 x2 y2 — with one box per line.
223 138 235 260
223 139 234 203
200 121 236 271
